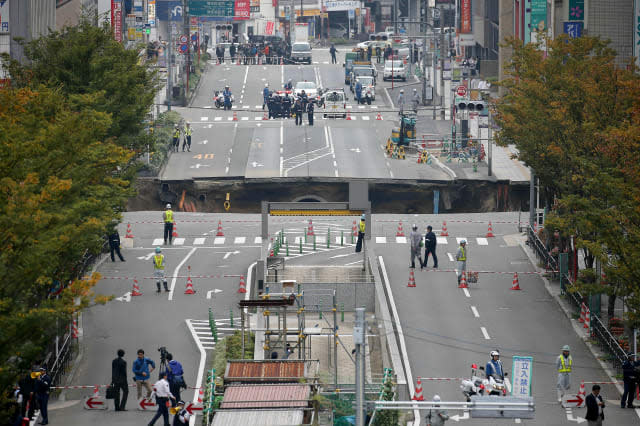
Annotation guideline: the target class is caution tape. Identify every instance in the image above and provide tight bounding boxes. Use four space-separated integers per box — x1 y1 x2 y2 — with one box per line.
416 377 466 381
582 381 623 385
417 269 557 276
92 274 243 280
51 384 204 390
375 219 524 225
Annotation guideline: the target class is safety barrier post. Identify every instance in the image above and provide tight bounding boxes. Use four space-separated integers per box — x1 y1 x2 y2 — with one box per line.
327 228 331 248
286 239 290 256
208 308 218 343
230 309 234 328
341 230 344 246
318 304 322 320
300 238 303 254
314 234 317 251
341 303 344 322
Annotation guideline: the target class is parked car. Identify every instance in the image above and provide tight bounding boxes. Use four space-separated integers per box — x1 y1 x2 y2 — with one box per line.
322 89 348 118
349 66 376 92
294 81 322 102
290 42 312 64
383 60 407 81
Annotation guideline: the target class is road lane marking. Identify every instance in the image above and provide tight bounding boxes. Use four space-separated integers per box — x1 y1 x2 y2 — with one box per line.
376 237 387 243
254 237 262 244
437 237 448 245
362 116 370 120
471 306 479 318
396 236 407 243
193 238 205 245
234 237 246 244
215 117 222 121
152 238 164 246
168 247 197 301
463 288 471 298
223 250 240 259
173 238 185 245
476 237 488 245
200 117 208 121
241 116 248 121
214 237 225 244
481 327 490 340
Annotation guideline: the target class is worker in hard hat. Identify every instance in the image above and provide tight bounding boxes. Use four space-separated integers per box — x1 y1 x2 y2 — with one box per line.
355 214 365 253
153 247 169 293
557 345 572 403
163 203 174 245
409 224 423 269
455 239 467 285
426 394 449 425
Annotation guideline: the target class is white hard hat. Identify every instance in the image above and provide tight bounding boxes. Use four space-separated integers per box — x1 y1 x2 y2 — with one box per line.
433 395 441 402
490 350 500 357
460 239 467 244
400 89 404 93
412 224 418 230
265 83 269 87
166 203 171 209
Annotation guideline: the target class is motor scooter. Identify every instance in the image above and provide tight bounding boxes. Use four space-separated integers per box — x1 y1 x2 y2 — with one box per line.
460 364 487 402
214 91 224 109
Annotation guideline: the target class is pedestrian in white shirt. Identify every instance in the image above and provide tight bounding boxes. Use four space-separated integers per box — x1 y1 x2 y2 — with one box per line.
149 371 174 426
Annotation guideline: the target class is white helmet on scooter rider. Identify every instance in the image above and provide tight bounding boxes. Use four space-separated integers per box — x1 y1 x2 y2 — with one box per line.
490 350 500 358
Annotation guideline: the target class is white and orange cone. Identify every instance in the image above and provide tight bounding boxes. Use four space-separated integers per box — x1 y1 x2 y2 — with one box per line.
215 220 224 236
441 221 449 236
237 275 247 294
131 278 143 296
510 272 521 290
396 221 405 237
458 270 468 289
486 221 495 238
184 266 196 295
407 270 416 288
412 377 424 401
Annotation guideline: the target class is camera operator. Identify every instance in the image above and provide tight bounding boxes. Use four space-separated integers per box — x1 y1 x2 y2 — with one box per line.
165 353 185 406
132 349 155 400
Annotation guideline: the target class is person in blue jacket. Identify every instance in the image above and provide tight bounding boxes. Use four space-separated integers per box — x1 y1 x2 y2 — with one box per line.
132 349 155 400
485 350 504 379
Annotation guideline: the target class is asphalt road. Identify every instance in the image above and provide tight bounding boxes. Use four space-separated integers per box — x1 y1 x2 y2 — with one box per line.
159 48 454 182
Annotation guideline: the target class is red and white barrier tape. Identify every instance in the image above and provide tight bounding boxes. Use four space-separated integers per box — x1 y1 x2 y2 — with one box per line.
91 274 243 280
51 384 204 390
415 377 466 381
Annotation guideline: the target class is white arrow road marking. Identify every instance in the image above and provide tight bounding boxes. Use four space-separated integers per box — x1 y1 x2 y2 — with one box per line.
115 292 131 302
137 252 155 260
251 161 264 167
206 289 223 299
565 408 586 423
199 140 208 145
450 411 469 421
330 253 356 259
223 250 240 259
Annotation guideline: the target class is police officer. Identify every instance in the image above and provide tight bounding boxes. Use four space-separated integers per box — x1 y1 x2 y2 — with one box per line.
293 98 303 126
108 228 125 262
355 214 365 253
172 400 191 426
172 125 180 152
263 83 270 110
557 345 572 403
163 204 174 245
35 367 51 425
621 353 638 408
307 101 314 126
182 123 192 152
153 247 169 293
455 240 467 285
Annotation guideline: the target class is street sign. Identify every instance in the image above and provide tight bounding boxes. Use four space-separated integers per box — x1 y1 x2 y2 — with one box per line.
562 394 585 408
511 356 533 398
138 397 157 410
189 0 234 17
455 85 467 97
179 43 188 53
179 34 188 43
191 33 198 42
83 395 107 410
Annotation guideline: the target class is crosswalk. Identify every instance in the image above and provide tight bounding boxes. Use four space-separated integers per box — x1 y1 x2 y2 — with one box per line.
198 114 384 122
374 236 490 246
151 236 262 246
187 318 236 351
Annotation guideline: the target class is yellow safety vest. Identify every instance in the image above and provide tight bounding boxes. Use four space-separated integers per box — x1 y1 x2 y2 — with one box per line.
153 254 165 270
173 129 180 138
359 221 365 233
184 127 192 136
558 355 572 373
165 209 173 223
458 246 466 261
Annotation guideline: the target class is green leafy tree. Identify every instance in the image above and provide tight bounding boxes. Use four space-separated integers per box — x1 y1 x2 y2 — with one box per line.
0 86 132 416
2 12 158 152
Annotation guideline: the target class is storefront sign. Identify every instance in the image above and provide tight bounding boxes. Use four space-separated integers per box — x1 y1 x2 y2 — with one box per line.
111 0 122 42
460 0 471 34
324 0 359 12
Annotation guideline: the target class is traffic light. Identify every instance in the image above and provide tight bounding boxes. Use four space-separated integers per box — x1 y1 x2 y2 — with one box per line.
456 101 486 114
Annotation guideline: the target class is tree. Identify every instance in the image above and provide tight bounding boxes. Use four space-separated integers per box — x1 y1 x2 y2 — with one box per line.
1 13 158 152
0 86 131 416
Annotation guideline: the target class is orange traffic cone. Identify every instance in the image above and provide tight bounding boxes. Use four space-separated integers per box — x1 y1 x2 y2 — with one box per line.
269 238 275 257
237 275 247 293
579 303 586 323
412 377 424 401
307 219 314 236
131 278 143 296
197 388 204 404
583 307 591 329
396 221 405 237
458 270 468 288
376 112 382 120
72 318 79 338
352 220 358 236
407 269 416 287
215 220 224 236
510 272 521 290
125 222 134 238
441 221 449 236
172 222 178 237
184 266 196 294
486 221 495 238
346 111 352 120
263 110 268 120
233 111 238 121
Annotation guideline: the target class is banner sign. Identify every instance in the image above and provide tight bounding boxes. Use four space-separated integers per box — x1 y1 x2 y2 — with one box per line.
148 0 156 26
189 0 235 17
460 0 471 34
568 0 584 21
530 0 546 32
234 0 250 19
265 21 274 35
324 0 359 12
511 356 533 398
111 0 123 42
563 21 583 38
635 0 640 68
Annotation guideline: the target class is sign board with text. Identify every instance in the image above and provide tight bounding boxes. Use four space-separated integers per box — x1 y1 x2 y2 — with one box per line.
635 0 640 68
189 0 234 17
511 356 533 398
111 0 123 42
0 0 9 33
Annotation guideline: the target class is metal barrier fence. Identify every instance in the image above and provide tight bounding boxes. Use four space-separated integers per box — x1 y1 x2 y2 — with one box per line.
47 331 74 394
526 226 626 373
210 55 314 66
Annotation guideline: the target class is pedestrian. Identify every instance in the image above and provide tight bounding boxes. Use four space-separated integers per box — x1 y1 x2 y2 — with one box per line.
293 98 303 126
307 102 314 126
367 44 372 61
409 224 423 269
411 88 420 113
149 371 174 426
397 89 405 115
585 384 605 426
426 395 449 426
172 126 180 152
163 203 174 245
355 79 363 104
621 353 638 408
133 349 156 401
35 367 51 425
11 383 22 426
330 44 337 64
108 228 125 262
18 370 35 421
153 247 169 293
422 225 438 269
111 349 128 411
166 353 185 406
376 46 381 63
172 400 191 426
262 83 270 110
355 214 365 253
556 344 572 403
455 240 467 285
230 43 236 62
182 123 192 152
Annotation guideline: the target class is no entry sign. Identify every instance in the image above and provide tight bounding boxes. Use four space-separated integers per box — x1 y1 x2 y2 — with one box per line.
456 85 467 97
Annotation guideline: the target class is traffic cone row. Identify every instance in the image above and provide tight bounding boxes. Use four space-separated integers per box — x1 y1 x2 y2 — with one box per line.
172 222 178 238
578 380 586 399
216 220 224 236
237 275 247 293
441 221 449 236
407 269 416 287
131 278 143 296
197 388 204 405
307 219 314 236
184 266 196 294
346 111 352 120
125 222 134 238
396 221 405 237
412 377 424 401
486 221 495 238
510 272 521 290
458 271 468 289
376 112 382 120
583 306 591 329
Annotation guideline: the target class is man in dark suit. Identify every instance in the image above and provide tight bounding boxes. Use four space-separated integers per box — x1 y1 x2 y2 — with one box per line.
585 384 604 426
111 349 128 411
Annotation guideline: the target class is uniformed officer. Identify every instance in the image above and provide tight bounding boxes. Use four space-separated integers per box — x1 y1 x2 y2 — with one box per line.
557 345 572 402
35 367 51 425
356 214 365 253
153 247 169 293
163 204 174 245
172 400 191 426
182 123 192 152
307 102 315 126
172 126 180 152
456 240 467 285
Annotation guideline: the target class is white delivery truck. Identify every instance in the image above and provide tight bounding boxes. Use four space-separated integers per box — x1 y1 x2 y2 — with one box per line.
293 23 309 42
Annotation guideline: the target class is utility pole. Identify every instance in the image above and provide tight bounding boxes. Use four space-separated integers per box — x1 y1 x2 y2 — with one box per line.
354 307 366 426
167 25 173 111
439 6 445 113
421 0 429 106
529 169 536 229
394 0 398 35
487 108 492 176
183 0 191 98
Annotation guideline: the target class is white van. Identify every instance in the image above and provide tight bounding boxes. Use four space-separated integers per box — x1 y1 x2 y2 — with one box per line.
322 89 348 118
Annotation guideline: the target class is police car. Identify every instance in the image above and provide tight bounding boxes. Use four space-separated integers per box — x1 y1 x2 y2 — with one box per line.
322 89 348 119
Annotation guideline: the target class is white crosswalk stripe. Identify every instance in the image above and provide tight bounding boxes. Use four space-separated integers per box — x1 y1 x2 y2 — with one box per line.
376 237 387 244
234 237 246 244
437 237 448 245
214 237 225 245
215 117 222 121
456 237 467 245
152 238 164 246
254 236 262 244
396 236 407 244
173 238 185 245
194 238 206 245
476 237 488 246
362 116 370 120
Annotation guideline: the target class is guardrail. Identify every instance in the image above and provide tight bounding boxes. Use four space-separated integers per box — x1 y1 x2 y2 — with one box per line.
526 226 626 373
